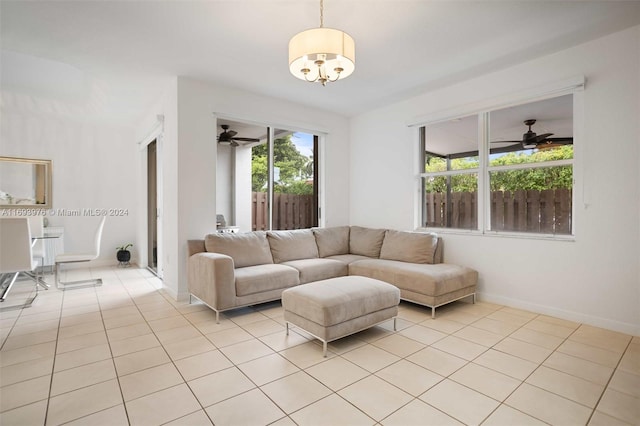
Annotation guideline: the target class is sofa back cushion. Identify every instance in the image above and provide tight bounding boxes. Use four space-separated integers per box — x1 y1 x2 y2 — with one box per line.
349 226 386 258
312 226 350 258
379 230 439 264
267 229 319 263
205 231 273 268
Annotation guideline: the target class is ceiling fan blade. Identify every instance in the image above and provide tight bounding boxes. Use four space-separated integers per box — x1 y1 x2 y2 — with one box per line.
231 141 239 147
534 133 554 143
489 143 523 155
231 137 260 142
491 140 520 144
544 137 573 144
225 130 238 138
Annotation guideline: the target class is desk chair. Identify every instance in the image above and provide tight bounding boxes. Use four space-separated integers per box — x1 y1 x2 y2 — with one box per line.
3 216 48 289
55 216 106 290
0 218 40 308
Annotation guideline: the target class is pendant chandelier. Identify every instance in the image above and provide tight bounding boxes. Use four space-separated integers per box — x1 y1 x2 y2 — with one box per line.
288 0 355 86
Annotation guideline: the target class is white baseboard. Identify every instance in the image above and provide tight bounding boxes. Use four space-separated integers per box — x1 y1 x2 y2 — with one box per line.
161 284 178 300
158 281 190 303
478 291 640 336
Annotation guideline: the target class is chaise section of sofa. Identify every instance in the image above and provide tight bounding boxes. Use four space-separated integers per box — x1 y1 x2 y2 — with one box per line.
346 228 477 317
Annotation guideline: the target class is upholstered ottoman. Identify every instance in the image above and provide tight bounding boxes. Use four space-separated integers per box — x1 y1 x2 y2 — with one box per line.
282 276 401 356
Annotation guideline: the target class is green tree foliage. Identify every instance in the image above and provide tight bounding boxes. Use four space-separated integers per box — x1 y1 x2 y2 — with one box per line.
425 146 573 193
252 135 313 195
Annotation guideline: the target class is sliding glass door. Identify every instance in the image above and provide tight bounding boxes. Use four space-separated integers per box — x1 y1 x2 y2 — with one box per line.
251 128 318 230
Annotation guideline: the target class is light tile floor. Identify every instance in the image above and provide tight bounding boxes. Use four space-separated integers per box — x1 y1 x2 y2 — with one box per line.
0 267 638 425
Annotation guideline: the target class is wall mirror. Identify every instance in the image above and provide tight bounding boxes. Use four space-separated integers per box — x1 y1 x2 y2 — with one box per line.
0 156 52 209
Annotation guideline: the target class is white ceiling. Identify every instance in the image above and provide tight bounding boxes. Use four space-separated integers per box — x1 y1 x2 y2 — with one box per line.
1 1 639 126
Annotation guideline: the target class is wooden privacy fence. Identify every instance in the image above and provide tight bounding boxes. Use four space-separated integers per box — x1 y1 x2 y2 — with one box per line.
425 189 572 234
252 192 316 231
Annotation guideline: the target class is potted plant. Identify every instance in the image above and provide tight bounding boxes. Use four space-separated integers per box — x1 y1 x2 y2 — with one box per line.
116 243 133 264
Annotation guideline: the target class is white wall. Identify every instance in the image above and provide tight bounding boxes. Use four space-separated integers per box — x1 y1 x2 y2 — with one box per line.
234 146 252 232
350 26 640 334
1 97 138 265
143 77 350 299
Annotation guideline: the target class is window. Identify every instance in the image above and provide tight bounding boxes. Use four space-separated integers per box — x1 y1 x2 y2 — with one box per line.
421 94 574 236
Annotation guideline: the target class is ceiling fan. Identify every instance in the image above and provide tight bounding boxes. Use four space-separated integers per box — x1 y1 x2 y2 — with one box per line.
491 119 573 150
217 124 260 147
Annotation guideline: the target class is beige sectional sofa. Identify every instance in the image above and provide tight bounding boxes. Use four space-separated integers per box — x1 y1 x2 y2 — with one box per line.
187 226 478 322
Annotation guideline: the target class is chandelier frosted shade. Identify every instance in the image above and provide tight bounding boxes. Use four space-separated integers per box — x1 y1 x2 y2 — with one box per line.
288 27 355 85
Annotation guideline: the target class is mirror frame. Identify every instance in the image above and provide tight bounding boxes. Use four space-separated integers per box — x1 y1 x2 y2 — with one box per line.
0 156 53 209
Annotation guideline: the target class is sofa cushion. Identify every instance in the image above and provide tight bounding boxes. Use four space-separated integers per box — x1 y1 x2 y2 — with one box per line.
380 230 439 264
349 226 386 258
235 264 300 297
281 258 348 284
312 226 350 257
205 231 273 268
267 229 319 263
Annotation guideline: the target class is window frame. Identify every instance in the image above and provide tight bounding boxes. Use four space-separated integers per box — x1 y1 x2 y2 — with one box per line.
415 78 583 240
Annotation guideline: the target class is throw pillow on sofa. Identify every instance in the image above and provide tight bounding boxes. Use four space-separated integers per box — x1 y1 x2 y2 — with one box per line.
205 231 273 268
312 226 350 257
267 229 319 263
379 230 438 264
350 226 386 258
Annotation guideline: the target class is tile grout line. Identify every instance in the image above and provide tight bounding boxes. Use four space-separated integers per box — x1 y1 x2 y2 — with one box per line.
493 318 600 425
94 268 132 426
583 337 634 425
42 270 68 426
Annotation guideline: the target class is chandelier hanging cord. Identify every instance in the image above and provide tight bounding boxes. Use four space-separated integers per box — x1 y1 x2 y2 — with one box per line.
320 0 324 28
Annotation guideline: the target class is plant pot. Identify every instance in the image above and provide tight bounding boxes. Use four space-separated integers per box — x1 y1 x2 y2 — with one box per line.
117 250 131 263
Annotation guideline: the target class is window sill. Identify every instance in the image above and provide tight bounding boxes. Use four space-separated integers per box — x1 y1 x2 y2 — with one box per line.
417 227 575 242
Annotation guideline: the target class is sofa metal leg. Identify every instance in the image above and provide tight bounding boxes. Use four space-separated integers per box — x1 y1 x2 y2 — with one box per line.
472 293 476 304
431 306 436 319
286 322 289 335
322 341 327 357
393 317 397 331
215 310 220 324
